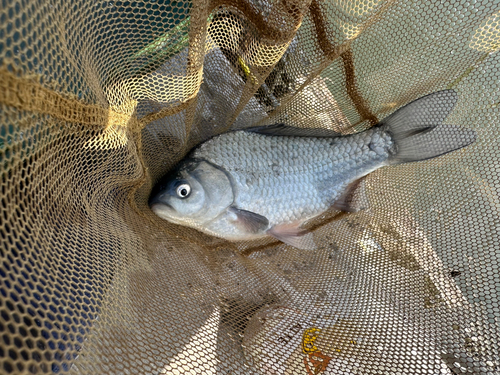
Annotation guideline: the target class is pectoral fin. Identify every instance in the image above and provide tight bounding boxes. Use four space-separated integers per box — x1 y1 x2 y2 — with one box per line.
333 177 369 212
229 207 269 234
267 222 317 250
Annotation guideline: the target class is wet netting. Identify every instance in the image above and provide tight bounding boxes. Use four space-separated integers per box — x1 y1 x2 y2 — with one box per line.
1 0 500 374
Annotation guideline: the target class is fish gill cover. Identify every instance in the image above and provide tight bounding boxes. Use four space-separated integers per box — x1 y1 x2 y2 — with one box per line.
0 0 499 374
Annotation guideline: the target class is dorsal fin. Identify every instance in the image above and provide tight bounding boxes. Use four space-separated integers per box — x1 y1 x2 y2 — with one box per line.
245 124 342 138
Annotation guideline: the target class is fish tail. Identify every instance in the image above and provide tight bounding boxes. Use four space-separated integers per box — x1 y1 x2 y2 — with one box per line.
381 90 476 165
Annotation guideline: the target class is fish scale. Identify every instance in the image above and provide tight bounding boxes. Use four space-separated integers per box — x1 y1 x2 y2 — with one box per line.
151 90 476 249
192 129 393 225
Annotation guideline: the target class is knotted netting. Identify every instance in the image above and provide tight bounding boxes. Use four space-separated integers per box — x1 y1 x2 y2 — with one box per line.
0 0 499 374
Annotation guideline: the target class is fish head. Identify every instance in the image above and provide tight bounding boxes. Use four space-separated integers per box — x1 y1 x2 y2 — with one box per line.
149 159 234 227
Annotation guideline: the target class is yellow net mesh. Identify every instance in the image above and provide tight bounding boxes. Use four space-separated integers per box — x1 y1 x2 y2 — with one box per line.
1 0 499 373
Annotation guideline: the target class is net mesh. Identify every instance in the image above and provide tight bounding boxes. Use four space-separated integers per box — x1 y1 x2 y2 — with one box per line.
1 0 499 374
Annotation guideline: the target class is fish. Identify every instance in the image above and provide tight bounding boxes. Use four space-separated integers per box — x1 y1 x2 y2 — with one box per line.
149 90 476 250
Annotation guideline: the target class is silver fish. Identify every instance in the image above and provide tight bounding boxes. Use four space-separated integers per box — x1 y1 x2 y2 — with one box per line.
150 90 476 249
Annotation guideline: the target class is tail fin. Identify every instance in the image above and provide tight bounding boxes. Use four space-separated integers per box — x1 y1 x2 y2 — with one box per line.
381 90 476 164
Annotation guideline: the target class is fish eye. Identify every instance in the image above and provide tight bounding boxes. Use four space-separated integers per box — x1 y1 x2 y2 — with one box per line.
176 183 191 198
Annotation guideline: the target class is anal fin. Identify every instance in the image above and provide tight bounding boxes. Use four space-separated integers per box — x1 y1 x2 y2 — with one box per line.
267 222 317 250
333 177 369 213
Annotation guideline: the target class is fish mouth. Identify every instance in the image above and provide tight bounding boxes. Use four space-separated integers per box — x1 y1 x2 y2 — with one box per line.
150 201 173 214
150 202 178 223
149 192 170 208
150 201 187 225
151 200 169 208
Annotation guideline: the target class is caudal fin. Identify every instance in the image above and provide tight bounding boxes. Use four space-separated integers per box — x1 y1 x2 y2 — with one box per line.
381 90 476 164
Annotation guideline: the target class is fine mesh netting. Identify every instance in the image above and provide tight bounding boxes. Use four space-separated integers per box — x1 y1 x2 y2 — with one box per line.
1 0 500 374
